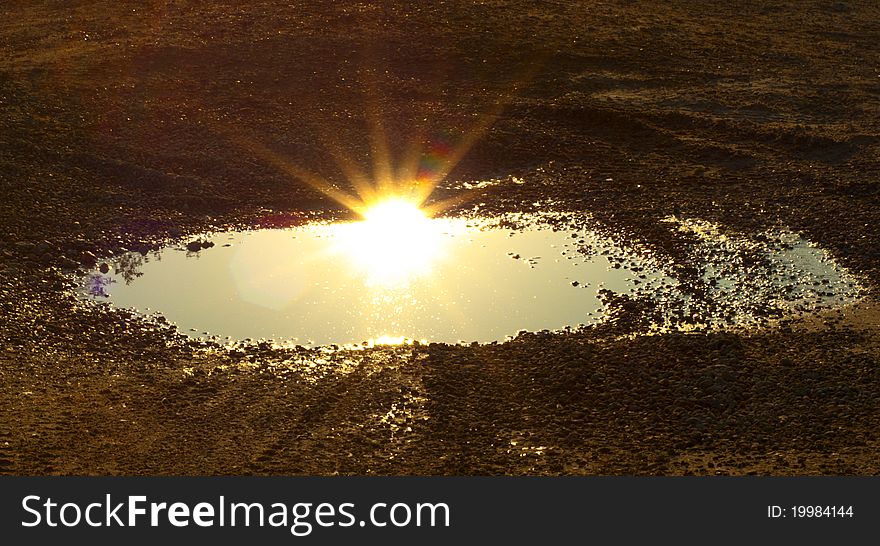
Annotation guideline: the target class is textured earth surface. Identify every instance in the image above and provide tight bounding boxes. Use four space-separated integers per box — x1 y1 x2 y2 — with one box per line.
1 1 879 475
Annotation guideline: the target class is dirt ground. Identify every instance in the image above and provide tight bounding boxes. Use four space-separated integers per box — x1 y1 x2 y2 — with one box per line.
1 1 879 475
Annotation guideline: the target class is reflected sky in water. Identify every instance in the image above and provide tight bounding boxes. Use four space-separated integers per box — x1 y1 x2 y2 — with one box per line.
81 210 863 345
84 215 650 346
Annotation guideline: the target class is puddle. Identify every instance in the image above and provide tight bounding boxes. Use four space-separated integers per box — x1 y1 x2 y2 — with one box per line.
78 211 862 347
81 213 665 346
656 216 862 330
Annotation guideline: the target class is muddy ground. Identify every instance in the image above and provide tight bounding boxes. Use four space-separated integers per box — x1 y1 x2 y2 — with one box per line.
1 1 879 475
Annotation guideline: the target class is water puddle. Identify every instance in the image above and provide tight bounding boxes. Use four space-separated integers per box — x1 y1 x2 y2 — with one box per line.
78 211 861 347
81 213 666 346
657 216 861 330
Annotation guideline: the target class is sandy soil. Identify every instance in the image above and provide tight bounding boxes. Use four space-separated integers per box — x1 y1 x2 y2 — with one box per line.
1 1 879 475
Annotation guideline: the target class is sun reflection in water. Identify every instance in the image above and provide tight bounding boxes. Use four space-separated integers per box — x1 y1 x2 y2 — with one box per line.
329 197 463 288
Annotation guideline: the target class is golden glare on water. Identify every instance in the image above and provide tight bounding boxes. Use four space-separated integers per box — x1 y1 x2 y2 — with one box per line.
330 197 461 288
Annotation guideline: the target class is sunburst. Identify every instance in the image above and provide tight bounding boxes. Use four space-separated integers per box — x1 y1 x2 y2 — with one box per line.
212 54 542 219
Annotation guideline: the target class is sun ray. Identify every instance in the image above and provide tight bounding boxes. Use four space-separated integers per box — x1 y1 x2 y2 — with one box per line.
405 57 546 209
311 128 378 205
199 49 545 222
218 124 366 214
395 126 428 197
394 61 453 194
363 70 396 194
